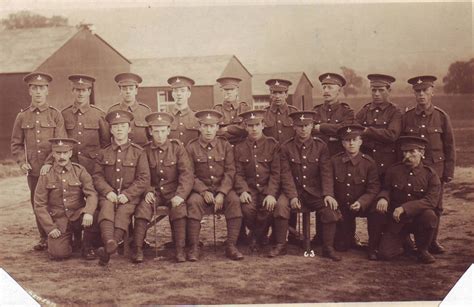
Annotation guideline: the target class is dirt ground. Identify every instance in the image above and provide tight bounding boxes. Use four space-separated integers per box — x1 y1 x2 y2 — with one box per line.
0 168 473 305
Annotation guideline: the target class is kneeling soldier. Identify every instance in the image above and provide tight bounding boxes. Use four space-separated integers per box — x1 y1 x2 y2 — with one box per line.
133 112 194 263
234 110 281 254
93 110 150 266
278 111 342 261
377 136 441 264
186 110 244 261
34 138 98 260
332 125 382 260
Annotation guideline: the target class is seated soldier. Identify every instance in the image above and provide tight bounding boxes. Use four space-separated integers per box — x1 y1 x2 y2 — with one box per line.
377 136 441 264
277 111 342 261
332 125 382 260
133 112 194 263
186 110 244 261
234 110 281 254
93 110 150 266
34 138 98 260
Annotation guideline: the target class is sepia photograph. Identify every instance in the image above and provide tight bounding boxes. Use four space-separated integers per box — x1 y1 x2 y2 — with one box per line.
0 0 472 305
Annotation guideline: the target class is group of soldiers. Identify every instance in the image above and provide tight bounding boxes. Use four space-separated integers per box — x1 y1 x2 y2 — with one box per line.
10 69 455 266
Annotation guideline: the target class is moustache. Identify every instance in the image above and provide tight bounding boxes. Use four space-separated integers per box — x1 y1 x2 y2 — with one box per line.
59 159 67 162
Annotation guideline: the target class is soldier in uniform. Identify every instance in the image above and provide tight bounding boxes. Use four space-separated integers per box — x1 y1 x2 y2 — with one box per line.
166 76 200 145
34 138 98 260
331 125 382 260
108 73 151 147
133 112 194 263
186 110 244 261
312 72 355 247
214 77 250 145
377 136 441 264
234 110 281 253
11 72 67 251
355 74 402 181
278 111 342 261
93 110 150 266
402 75 455 254
41 74 110 175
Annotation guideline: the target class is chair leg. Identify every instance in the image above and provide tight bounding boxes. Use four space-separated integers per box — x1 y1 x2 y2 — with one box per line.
302 212 311 252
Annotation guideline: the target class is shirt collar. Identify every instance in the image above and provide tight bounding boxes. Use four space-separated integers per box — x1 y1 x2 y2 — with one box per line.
415 103 434 116
120 101 138 112
53 161 73 174
342 152 362 165
269 102 288 113
295 136 312 149
30 103 49 112
369 101 390 110
72 102 91 114
323 101 340 110
246 135 266 147
198 137 217 149
172 106 190 116
111 140 131 151
151 139 170 151
223 101 239 111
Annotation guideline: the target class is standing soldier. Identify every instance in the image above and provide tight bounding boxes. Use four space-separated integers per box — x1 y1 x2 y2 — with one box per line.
312 72 355 247
234 110 280 253
332 125 382 260
166 76 200 145
186 110 244 261
377 136 441 264
11 72 67 251
34 138 98 260
108 73 151 147
214 77 250 144
278 111 342 261
133 112 194 263
402 75 455 254
93 110 150 266
356 74 402 181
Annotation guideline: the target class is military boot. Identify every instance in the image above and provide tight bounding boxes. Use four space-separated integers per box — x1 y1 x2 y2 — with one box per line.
82 231 97 260
225 217 244 260
132 219 147 263
429 226 445 254
322 222 341 261
268 218 288 258
187 219 201 262
173 218 186 263
33 237 48 251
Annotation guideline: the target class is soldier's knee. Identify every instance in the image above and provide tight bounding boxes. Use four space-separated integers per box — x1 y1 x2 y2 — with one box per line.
169 205 187 222
274 202 290 219
48 234 72 260
320 208 340 223
418 210 438 229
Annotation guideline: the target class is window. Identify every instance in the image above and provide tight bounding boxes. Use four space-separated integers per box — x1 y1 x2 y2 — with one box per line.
253 96 270 110
156 90 174 112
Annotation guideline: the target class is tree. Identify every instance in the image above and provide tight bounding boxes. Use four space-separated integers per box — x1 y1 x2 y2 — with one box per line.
340 66 364 96
443 59 473 94
1 11 68 30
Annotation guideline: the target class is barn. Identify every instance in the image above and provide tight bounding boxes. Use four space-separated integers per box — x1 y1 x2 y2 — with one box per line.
0 25 131 159
131 55 253 111
252 72 314 110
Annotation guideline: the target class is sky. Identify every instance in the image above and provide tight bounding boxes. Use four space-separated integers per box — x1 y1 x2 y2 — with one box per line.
0 0 472 87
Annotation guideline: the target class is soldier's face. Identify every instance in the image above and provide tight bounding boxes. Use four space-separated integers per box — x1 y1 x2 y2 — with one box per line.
172 87 191 106
342 136 362 154
322 84 341 103
150 126 170 145
294 123 313 140
414 87 433 107
270 90 288 106
119 85 138 103
222 88 239 102
53 149 72 167
29 85 49 104
402 148 424 168
72 87 91 105
199 123 218 142
371 86 390 104
111 122 131 142
245 122 264 140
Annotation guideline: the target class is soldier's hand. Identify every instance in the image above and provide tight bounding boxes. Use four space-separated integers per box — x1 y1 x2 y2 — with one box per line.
214 193 225 212
324 196 339 210
117 194 129 204
376 198 388 213
82 213 93 227
49 228 61 239
263 195 277 211
106 191 118 203
40 164 52 176
20 162 32 173
171 195 184 208
239 191 252 204
350 201 361 212
202 191 215 205
393 206 404 223
145 192 156 205
290 197 301 210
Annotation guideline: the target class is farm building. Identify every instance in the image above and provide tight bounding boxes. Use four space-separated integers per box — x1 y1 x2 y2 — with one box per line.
252 72 314 110
0 25 131 159
131 55 253 111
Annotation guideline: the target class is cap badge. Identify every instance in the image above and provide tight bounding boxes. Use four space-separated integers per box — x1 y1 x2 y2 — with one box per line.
36 75 42 81
346 127 352 133
417 79 423 84
176 77 181 83
158 115 162 121
78 78 84 84
326 74 331 79
250 113 255 119
206 113 212 119
58 140 64 146
115 113 121 119
275 80 280 86
300 114 306 121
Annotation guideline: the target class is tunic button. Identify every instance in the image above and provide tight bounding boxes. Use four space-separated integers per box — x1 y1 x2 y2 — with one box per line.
421 135 425 138
407 183 411 186
380 163 384 167
63 199 67 202
79 122 82 125
36 120 40 123
373 149 376 152
303 156 306 159
36 140 40 143
407 193 411 197
303 184 306 188
79 113 82 116
78 152 81 155
37 130 40 134
256 183 260 187
256 174 259 177
278 130 282 134
303 175 306 179
161 178 164 181
375 109 379 113
348 173 351 177
160 187 164 190
37 150 41 153
159 150 163 154
410 172 413 176
179 122 183 126
422 125 425 128
117 159 121 162
78 131 82 135
254 145 257 149
63 189 66 192
209 166 213 169
62 170 65 174
302 146 306 150
62 179 66 182
180 132 184 136
160 160 163 163
36 112 40 115
210 175 214 179
116 179 120 182
256 165 259 168
208 156 212 159
78 142 81 145
303 166 307 169
347 183 350 186
160 170 164 173
116 168 120 172
346 193 350 196
328 109 332 112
